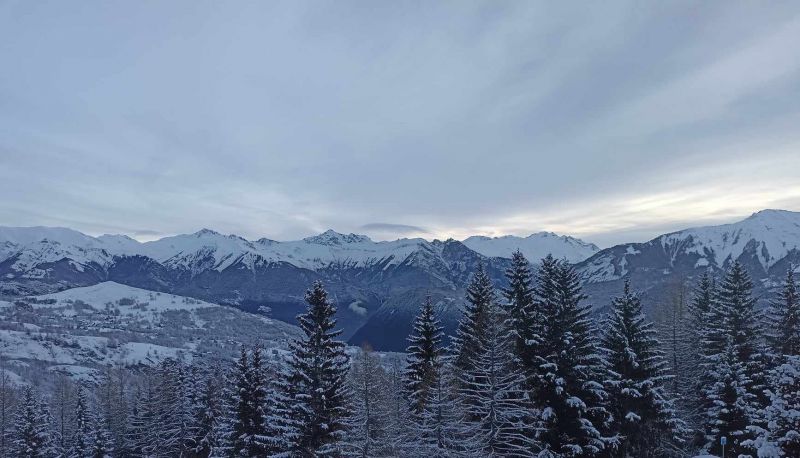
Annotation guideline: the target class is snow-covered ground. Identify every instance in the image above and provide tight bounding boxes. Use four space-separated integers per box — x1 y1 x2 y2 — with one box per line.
0 282 300 385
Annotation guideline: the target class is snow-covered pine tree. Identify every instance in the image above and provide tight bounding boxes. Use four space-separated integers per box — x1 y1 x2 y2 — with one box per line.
384 357 411 457
503 251 539 380
601 280 684 456
0 357 16 458
704 337 757 457
89 414 112 458
766 267 800 358
415 363 462 457
700 262 765 455
229 346 267 457
153 359 189 456
71 386 91 458
96 368 129 457
684 272 717 442
262 361 299 457
187 367 223 458
534 259 610 457
127 375 157 457
288 281 351 456
750 355 800 457
52 375 75 458
452 261 494 377
341 346 391 457
459 299 536 457
404 295 444 417
13 386 52 458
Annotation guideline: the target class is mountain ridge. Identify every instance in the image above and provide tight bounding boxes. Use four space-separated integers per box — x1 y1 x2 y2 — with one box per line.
3 209 800 351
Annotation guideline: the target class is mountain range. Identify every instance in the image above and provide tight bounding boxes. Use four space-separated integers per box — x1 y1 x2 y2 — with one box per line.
2 209 799 351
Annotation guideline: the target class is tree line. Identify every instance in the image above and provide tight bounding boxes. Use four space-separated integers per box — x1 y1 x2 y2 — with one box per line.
0 252 798 457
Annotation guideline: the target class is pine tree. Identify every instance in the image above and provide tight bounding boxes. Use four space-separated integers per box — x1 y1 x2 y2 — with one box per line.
459 301 536 457
601 280 684 456
89 415 112 458
229 346 267 457
71 386 91 458
686 273 717 442
766 267 800 358
96 368 128 458
704 338 757 457
13 386 51 458
533 260 610 457
503 251 539 379
341 346 391 457
127 375 157 458
452 261 494 377
188 368 223 458
750 355 800 457
415 364 462 457
52 375 75 458
384 358 411 457
0 358 16 458
288 281 351 456
700 262 765 455
263 361 299 457
153 359 189 457
404 296 444 416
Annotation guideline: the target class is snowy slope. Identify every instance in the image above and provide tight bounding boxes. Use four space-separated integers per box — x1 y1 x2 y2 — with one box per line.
0 282 300 383
463 232 599 263
661 209 800 271
577 209 800 284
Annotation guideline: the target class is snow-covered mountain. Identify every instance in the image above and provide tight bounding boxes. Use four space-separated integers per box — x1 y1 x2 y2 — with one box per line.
3 210 800 351
463 232 599 263
577 209 800 284
0 226 597 278
0 282 300 384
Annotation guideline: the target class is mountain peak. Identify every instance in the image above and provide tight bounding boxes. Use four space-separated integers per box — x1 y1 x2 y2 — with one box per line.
303 229 372 245
193 228 221 237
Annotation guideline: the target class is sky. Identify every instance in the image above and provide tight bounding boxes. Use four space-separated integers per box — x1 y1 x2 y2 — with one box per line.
1 1 800 248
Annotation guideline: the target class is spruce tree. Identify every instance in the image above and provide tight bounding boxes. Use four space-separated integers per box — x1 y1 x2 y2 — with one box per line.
766 267 800 358
534 260 610 457
288 281 351 456
0 359 16 458
188 368 223 458
89 416 112 458
601 280 684 456
686 272 717 441
13 387 51 458
415 364 462 457
72 386 91 458
459 301 535 457
701 262 764 456
229 346 267 457
704 338 757 457
341 346 391 457
404 296 444 416
750 355 800 457
452 261 494 377
503 251 539 379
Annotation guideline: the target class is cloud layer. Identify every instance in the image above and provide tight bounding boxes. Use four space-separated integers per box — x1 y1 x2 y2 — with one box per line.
1 1 799 247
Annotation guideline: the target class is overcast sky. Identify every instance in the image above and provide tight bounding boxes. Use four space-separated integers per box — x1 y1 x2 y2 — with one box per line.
1 1 800 247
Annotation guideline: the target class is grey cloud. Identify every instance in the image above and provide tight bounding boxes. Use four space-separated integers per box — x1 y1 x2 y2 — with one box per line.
360 223 429 234
1 1 799 246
